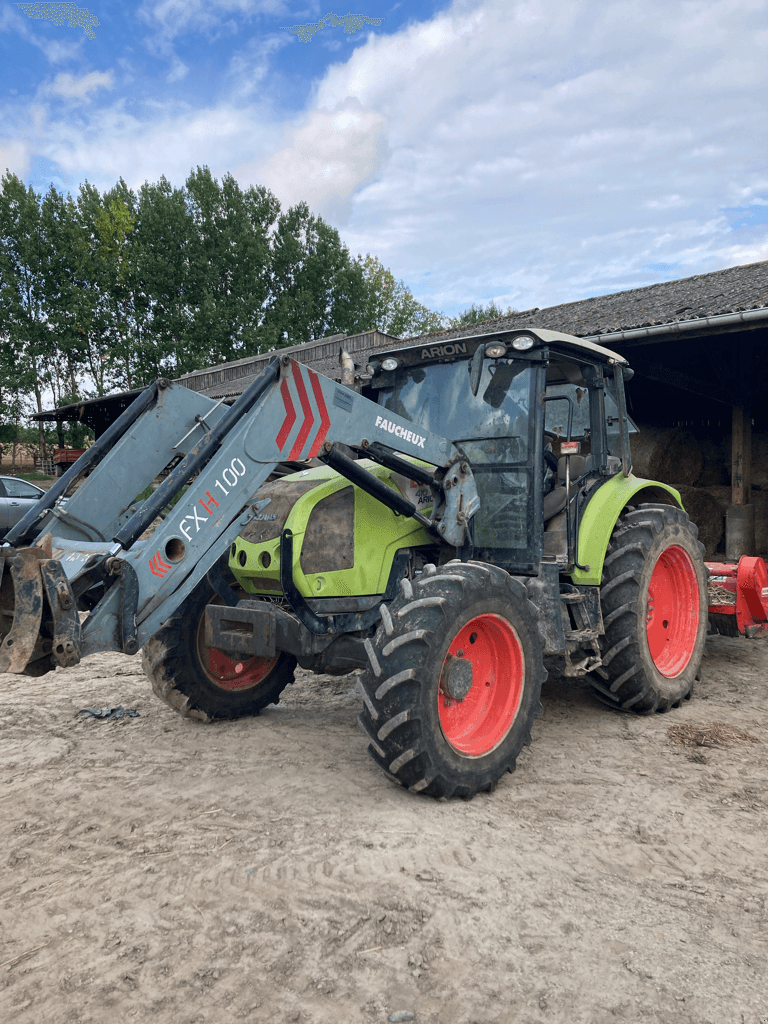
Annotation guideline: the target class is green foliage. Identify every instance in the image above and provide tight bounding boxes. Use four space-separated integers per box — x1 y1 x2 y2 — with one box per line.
263 202 369 347
446 301 517 328
0 167 446 437
356 254 445 338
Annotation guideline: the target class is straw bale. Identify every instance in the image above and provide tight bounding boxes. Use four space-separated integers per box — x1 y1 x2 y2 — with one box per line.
674 485 724 557
630 425 702 486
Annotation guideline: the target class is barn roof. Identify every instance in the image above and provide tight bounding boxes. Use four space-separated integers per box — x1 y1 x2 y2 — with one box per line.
400 259 768 346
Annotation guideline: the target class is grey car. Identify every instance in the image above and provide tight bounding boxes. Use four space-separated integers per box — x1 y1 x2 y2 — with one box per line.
0 476 47 537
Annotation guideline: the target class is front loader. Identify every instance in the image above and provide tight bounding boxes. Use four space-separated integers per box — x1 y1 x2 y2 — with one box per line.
3 327 760 798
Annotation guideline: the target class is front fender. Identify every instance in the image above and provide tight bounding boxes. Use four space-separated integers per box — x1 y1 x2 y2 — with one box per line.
571 475 683 586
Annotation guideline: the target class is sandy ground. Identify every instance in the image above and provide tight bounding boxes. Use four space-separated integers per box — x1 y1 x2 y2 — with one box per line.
1 632 767 1024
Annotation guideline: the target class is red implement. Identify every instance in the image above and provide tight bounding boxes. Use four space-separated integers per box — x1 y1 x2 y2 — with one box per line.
706 556 768 638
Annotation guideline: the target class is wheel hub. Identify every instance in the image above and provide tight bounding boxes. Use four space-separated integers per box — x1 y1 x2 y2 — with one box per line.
440 654 474 700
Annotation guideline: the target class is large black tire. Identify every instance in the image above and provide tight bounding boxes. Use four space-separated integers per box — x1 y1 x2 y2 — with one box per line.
357 560 546 799
590 503 708 714
142 580 296 722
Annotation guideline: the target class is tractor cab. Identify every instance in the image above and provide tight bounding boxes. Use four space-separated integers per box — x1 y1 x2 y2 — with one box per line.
368 327 637 574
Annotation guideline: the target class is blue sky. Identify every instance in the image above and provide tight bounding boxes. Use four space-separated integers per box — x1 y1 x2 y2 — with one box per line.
2 0 768 321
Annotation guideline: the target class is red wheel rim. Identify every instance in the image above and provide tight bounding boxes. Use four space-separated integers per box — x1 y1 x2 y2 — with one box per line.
437 613 524 757
646 545 700 677
195 612 279 692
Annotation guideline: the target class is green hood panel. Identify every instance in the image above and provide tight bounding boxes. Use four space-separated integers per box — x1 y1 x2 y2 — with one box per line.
231 460 434 599
571 475 683 586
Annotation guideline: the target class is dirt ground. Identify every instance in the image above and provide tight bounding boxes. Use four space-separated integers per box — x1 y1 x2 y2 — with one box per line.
1 633 767 1024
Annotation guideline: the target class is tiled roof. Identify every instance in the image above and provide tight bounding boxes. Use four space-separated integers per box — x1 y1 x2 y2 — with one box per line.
393 259 768 346
176 329 401 399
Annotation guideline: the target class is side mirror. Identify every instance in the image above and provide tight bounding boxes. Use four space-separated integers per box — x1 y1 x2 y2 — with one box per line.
470 344 485 396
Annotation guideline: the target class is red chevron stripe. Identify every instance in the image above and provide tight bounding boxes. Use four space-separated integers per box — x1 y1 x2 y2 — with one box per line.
149 551 172 577
307 369 331 458
275 378 296 451
288 362 315 460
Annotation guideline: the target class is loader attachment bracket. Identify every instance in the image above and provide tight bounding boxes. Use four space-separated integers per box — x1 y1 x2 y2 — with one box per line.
0 548 48 674
0 547 82 674
39 560 81 669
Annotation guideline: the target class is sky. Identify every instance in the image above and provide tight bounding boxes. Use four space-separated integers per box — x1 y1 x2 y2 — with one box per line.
1 0 768 321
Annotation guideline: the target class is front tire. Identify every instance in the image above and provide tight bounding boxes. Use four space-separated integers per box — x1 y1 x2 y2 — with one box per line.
357 561 545 799
142 580 296 721
590 503 707 713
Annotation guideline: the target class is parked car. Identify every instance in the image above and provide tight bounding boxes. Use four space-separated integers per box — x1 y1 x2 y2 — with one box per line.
0 476 48 537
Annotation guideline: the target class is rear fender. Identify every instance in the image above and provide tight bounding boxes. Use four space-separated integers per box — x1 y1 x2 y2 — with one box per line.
572 475 683 586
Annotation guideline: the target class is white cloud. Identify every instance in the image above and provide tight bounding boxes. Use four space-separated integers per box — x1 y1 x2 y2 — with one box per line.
0 140 29 178
252 98 388 222
166 59 189 83
44 71 115 101
282 0 768 311
226 32 290 98
37 101 281 193
138 0 289 42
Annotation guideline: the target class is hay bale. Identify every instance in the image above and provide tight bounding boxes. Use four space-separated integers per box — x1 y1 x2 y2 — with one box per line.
674 485 724 557
696 435 730 486
630 425 702 486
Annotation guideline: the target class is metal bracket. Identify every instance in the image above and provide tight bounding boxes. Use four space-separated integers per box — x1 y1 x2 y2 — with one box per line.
434 460 480 547
112 560 140 655
0 549 47 673
39 560 81 668
206 561 240 607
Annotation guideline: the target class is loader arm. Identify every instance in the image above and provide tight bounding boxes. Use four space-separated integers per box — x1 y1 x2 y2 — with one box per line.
0 356 476 676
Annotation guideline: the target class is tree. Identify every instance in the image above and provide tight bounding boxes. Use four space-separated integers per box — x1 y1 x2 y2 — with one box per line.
446 301 517 328
132 175 195 381
0 172 54 457
263 202 369 348
355 254 445 338
183 166 280 369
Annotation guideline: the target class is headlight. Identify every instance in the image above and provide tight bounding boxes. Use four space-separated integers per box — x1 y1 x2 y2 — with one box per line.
381 357 399 371
511 334 535 351
485 342 507 358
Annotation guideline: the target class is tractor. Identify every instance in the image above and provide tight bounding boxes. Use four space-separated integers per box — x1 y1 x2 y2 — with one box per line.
4 326 754 799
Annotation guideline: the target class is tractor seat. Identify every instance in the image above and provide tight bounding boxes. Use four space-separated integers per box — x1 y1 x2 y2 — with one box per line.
542 454 593 522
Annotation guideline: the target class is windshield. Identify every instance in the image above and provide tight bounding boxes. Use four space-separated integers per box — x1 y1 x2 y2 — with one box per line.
377 357 539 566
376 359 532 447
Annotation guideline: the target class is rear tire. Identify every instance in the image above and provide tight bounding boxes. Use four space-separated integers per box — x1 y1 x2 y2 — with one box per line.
357 561 545 798
589 503 707 714
142 580 296 721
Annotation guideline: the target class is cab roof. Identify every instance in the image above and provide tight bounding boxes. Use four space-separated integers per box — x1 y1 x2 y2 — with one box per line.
374 326 630 367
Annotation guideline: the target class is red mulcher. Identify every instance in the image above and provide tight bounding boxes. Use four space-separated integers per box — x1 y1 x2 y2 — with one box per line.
706 556 768 638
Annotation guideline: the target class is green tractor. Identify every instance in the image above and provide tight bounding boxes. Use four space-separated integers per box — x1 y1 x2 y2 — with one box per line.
142 327 708 798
